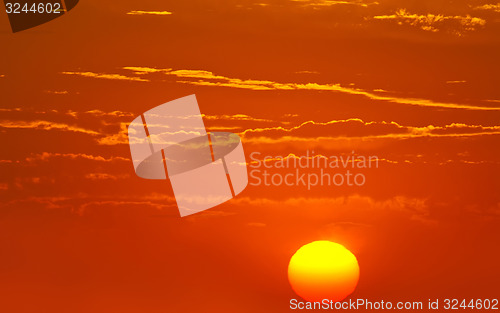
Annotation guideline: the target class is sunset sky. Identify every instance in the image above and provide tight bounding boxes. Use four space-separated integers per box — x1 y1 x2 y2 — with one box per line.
1 0 499 312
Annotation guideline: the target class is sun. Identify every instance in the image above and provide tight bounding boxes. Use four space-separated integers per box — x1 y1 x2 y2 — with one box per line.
288 241 360 302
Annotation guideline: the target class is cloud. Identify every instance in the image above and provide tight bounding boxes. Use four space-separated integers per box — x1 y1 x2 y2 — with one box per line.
474 3 500 13
80 109 135 118
126 10 173 15
76 200 176 216
97 122 129 145
446 80 466 84
94 116 500 147
244 130 500 146
439 159 500 165
0 120 99 135
24 152 130 163
0 108 137 144
5 103 485 150
0 108 21 112
0 74 5 78
85 173 130 180
61 71 148 82
32 194 431 224
96 113 279 146
43 90 69 95
231 194 434 224
295 70 320 74
122 66 170 74
247 151 499 167
0 107 135 119
206 126 242 131
203 114 274 123
291 0 377 8
239 119 500 147
240 118 500 138
244 131 500 147
0 193 180 216
247 222 267 227
372 9 486 34
240 117 395 135
122 67 500 111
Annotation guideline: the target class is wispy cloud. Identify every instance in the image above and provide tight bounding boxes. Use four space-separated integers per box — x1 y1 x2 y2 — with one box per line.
203 114 274 123
291 0 377 8
126 10 173 16
244 131 500 146
295 70 320 74
0 108 21 112
61 71 149 82
95 118 500 146
231 194 434 224
78 109 135 118
240 118 500 143
474 3 500 13
85 173 130 180
446 80 466 84
240 118 388 135
122 67 499 111
372 9 486 34
25 152 130 163
0 107 134 118
122 66 170 74
43 90 69 95
0 120 99 135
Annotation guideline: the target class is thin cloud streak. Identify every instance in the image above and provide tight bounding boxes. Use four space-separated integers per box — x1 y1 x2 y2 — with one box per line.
126 10 173 15
203 114 275 123
244 131 500 146
44 90 69 95
122 67 500 111
240 118 401 135
0 120 99 135
290 0 377 8
25 152 130 163
240 118 500 137
61 71 149 82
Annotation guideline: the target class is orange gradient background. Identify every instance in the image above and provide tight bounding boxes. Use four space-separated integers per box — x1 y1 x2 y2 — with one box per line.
0 1 499 312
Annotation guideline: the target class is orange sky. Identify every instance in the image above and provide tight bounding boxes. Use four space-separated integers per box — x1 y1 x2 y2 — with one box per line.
0 1 499 312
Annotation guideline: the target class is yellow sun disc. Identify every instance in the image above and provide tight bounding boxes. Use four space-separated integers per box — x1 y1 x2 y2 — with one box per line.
288 241 360 302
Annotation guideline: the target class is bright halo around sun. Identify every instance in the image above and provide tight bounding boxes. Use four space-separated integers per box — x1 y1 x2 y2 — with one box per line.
288 241 360 302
